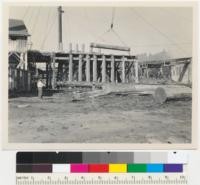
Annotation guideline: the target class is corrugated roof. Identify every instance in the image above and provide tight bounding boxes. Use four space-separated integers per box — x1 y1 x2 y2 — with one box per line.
9 19 30 37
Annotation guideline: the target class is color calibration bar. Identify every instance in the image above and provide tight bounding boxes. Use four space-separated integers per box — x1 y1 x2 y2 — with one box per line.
16 152 188 185
16 152 187 173
17 163 184 173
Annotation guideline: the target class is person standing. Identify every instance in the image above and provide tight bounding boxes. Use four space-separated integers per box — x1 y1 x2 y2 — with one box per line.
37 78 45 99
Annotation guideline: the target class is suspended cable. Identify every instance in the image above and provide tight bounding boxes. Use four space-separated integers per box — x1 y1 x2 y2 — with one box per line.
40 8 52 49
132 42 192 47
22 7 36 49
31 7 41 36
161 8 192 23
41 11 57 50
130 8 190 56
46 8 52 30
93 7 115 43
110 7 115 29
94 28 111 43
111 29 128 46
59 7 76 48
24 8 34 27
83 8 106 43
63 8 72 43
22 7 30 20
99 7 128 47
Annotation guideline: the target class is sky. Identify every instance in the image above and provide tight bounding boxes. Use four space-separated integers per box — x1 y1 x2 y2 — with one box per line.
9 6 193 58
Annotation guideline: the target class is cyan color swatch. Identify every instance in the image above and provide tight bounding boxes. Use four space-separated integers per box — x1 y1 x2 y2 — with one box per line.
147 164 164 172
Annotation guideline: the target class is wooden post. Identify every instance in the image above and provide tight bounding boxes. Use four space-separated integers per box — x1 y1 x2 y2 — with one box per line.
20 52 24 69
62 62 65 81
51 53 56 89
62 63 67 81
102 55 106 83
24 52 28 70
68 53 73 82
121 56 126 83
14 69 17 89
111 55 115 83
24 70 26 90
16 69 19 90
82 44 85 53
86 54 90 82
134 59 139 83
188 60 192 84
78 54 82 82
160 65 163 75
178 62 190 82
20 68 24 91
27 72 31 91
35 67 38 77
8 68 11 90
90 47 93 53
146 68 149 79
76 44 79 53
93 54 97 82
69 43 72 52
46 62 49 88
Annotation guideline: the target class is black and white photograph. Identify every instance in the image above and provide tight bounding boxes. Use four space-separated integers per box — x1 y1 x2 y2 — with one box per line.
4 2 197 147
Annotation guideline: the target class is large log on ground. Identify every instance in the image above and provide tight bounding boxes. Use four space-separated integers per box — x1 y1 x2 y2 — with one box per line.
101 84 192 104
153 87 167 104
69 82 191 104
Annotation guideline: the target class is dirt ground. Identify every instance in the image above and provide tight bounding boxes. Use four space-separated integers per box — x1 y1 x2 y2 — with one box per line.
8 89 191 143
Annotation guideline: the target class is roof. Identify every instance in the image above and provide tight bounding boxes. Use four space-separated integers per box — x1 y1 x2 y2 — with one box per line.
9 19 30 37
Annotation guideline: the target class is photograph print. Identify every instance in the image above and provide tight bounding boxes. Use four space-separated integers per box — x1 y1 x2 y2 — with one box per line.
5 2 198 148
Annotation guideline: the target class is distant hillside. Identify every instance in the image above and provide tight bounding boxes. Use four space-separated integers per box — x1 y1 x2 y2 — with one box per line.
136 50 171 62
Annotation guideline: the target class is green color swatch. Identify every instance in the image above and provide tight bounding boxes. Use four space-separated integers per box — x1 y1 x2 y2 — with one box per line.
127 164 147 172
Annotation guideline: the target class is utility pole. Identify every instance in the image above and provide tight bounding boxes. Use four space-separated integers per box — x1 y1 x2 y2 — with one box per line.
58 6 64 51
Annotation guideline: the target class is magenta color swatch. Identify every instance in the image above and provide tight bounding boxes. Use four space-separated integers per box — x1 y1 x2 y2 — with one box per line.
70 164 88 173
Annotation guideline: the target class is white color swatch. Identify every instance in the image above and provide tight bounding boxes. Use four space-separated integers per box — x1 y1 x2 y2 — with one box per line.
52 164 70 173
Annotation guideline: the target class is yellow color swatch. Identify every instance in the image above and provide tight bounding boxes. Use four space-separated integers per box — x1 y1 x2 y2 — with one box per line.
109 164 127 173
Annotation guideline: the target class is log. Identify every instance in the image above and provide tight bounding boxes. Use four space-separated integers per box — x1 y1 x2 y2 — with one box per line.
101 84 191 104
153 87 167 104
51 54 56 89
90 42 130 52
70 83 191 104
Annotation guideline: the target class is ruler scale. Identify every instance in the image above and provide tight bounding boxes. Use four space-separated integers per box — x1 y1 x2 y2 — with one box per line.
16 174 187 185
16 152 188 185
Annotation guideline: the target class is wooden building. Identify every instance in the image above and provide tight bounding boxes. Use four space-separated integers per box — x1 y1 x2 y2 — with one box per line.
171 58 192 84
8 19 32 93
139 57 192 85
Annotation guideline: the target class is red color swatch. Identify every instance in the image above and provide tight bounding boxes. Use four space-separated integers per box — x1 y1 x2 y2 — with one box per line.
88 164 109 173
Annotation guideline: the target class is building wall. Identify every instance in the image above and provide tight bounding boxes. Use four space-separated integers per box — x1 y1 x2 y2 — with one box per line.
171 63 192 84
9 67 31 92
9 38 28 52
8 36 31 93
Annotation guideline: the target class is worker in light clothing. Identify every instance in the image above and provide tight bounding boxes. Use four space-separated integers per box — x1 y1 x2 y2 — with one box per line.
37 78 45 99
